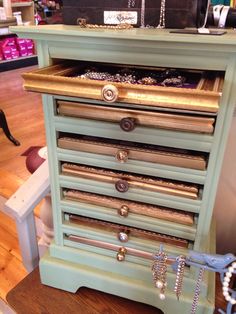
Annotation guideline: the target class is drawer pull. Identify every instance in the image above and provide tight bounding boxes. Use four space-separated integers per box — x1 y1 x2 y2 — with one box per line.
116 247 127 261
120 117 136 132
118 231 129 243
117 205 129 217
115 149 129 163
115 179 129 193
101 84 119 103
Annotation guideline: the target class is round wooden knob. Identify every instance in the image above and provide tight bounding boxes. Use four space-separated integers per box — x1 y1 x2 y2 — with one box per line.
115 180 129 193
117 205 129 217
118 231 129 243
120 117 136 132
101 84 119 103
115 150 129 163
116 247 127 261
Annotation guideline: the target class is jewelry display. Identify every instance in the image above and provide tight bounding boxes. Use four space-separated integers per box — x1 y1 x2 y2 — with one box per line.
151 247 168 300
174 255 186 301
127 0 135 8
77 18 133 29
157 0 166 29
78 66 189 88
191 268 205 314
222 262 236 305
140 0 145 28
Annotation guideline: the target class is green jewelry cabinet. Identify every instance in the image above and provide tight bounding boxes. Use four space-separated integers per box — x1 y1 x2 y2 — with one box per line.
11 25 236 314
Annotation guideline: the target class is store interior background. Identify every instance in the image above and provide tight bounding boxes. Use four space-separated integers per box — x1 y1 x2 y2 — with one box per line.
0 0 236 306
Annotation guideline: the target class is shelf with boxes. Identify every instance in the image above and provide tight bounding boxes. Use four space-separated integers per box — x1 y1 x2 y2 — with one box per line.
11 25 236 314
0 33 36 70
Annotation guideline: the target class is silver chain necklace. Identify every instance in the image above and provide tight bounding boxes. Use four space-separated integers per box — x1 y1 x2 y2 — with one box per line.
140 0 145 27
128 0 135 8
157 0 166 28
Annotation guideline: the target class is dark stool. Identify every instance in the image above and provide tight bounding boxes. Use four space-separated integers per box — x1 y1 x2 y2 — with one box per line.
0 109 20 146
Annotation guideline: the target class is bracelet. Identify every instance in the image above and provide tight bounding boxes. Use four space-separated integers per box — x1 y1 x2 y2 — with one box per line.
213 4 224 26
218 6 230 28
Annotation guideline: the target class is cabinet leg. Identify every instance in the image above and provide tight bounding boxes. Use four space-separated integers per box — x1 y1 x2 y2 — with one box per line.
0 109 20 146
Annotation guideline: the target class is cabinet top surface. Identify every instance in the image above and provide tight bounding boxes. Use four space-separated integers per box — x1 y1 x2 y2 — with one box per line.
10 24 236 47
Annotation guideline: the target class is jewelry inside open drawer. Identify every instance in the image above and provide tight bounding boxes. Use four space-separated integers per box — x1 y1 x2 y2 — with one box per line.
22 61 223 112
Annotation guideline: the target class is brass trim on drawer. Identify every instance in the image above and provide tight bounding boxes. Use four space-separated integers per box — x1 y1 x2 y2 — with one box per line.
22 63 222 113
63 190 194 226
67 214 189 248
58 136 207 170
66 235 182 262
57 101 215 134
61 163 199 199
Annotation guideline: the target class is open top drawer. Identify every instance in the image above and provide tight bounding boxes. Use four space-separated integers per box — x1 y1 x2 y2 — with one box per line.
22 62 223 113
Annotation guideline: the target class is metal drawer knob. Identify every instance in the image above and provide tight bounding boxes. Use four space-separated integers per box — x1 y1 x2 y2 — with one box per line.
120 117 136 132
118 231 129 243
116 247 127 261
101 84 119 103
118 205 129 217
115 150 129 163
115 179 129 193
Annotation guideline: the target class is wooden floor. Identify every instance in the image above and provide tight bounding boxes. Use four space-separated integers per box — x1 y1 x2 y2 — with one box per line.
0 66 45 302
0 67 229 312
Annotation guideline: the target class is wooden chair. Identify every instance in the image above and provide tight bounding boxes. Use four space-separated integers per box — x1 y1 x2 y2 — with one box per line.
1 160 50 272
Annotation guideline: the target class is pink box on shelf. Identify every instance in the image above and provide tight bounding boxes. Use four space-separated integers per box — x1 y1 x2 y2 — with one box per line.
11 50 20 59
2 47 12 60
19 50 28 57
18 43 27 52
16 38 26 45
27 49 34 56
10 45 18 52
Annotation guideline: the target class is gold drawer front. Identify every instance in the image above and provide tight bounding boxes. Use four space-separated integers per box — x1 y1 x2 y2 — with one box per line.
61 163 199 200
63 189 194 226
58 135 207 171
57 101 216 134
23 62 223 113
65 214 189 249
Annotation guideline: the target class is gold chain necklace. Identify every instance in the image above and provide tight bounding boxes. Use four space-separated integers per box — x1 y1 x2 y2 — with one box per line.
77 18 133 30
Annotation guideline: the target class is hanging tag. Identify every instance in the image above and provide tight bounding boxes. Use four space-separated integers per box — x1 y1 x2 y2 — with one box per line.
104 11 138 25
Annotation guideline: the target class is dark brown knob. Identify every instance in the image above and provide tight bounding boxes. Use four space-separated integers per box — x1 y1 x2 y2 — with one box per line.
115 180 129 193
119 117 136 132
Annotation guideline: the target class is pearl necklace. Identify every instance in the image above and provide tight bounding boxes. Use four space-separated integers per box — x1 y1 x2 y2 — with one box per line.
157 0 166 28
222 262 236 305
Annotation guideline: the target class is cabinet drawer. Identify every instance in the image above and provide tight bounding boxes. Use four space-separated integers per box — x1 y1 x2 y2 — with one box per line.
63 189 194 226
58 135 207 171
64 214 190 249
61 163 199 200
23 62 223 113
57 101 215 134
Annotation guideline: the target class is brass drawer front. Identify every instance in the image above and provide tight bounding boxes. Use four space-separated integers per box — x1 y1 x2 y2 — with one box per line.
63 189 194 226
66 214 189 248
66 235 154 261
57 101 216 134
22 62 223 113
58 135 207 170
61 163 199 200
